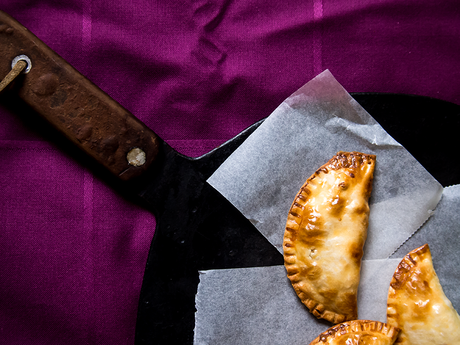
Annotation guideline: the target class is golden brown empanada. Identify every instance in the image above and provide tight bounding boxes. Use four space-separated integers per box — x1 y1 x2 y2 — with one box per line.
283 151 376 323
309 320 399 345
387 244 460 345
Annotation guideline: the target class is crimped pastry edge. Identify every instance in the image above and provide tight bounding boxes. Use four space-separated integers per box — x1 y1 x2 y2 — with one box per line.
283 151 376 324
309 320 400 345
386 243 430 342
387 243 430 295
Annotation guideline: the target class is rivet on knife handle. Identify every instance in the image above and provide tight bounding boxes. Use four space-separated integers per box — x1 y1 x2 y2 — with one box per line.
0 11 160 181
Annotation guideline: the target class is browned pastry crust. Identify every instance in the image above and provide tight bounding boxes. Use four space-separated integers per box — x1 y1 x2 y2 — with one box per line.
284 151 376 323
309 320 399 345
387 244 460 345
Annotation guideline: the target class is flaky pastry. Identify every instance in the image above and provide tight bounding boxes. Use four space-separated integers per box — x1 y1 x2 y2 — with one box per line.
387 244 460 345
284 151 376 323
309 320 399 345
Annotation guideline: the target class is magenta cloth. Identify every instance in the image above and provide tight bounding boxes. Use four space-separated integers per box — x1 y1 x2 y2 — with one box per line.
0 1 459 344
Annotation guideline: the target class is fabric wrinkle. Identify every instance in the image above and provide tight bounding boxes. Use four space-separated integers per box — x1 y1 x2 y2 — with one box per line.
313 0 323 75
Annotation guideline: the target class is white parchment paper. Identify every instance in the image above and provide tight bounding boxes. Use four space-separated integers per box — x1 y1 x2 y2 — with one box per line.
194 185 460 344
207 70 443 260
195 259 402 345
195 70 453 344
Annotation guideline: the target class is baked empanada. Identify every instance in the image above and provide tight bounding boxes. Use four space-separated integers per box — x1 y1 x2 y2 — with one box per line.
387 244 460 345
283 151 375 323
309 320 399 345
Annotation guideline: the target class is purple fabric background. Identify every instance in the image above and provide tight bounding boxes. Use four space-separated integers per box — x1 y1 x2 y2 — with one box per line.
0 1 459 344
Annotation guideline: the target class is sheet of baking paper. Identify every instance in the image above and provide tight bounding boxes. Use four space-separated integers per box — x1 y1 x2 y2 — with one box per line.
207 70 443 260
392 184 460 311
194 185 460 344
194 266 329 345
357 258 401 321
194 259 402 345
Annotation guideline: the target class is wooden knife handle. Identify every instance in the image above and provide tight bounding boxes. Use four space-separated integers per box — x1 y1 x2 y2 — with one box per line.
0 11 160 181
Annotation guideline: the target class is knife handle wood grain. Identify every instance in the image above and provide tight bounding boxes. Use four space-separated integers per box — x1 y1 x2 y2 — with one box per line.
0 11 160 181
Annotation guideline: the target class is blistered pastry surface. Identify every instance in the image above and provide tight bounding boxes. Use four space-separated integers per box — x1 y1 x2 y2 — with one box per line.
387 244 460 345
284 151 375 323
309 320 399 345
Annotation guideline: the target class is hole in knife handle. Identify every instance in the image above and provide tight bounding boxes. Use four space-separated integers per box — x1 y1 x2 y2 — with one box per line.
0 56 29 93
11 54 32 73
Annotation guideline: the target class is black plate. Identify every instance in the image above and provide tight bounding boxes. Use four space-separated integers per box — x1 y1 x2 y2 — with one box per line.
134 93 460 344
